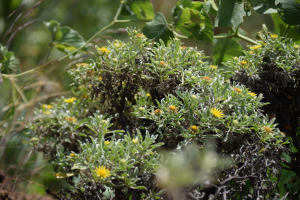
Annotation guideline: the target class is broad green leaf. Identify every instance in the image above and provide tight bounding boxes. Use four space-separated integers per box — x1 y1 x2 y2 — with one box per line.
142 12 174 43
43 20 61 42
203 0 218 15
1 52 20 72
127 0 154 20
172 0 213 42
215 0 246 29
0 45 20 73
271 13 300 43
275 0 300 25
252 0 278 14
44 20 87 55
212 35 244 66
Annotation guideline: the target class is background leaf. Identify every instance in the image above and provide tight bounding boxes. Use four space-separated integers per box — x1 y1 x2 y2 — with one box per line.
215 0 246 29
271 13 300 43
252 0 278 14
203 0 218 15
212 35 244 66
275 0 300 26
127 0 154 20
44 20 87 55
0 45 20 73
142 12 174 43
172 0 213 43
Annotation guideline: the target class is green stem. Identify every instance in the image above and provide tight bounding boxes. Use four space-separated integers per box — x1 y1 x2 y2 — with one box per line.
44 45 53 63
283 25 291 38
213 34 234 39
236 32 259 45
173 31 188 39
114 3 124 21
11 78 28 103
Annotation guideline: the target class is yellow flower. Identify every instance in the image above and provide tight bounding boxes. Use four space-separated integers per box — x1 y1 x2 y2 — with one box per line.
104 141 110 145
120 159 126 163
98 47 111 53
153 109 163 115
191 76 197 80
294 45 299 49
76 63 88 67
102 120 109 125
233 57 238 60
69 153 75 157
113 41 124 48
135 33 146 38
98 77 102 81
203 76 211 81
232 120 239 125
210 108 224 118
146 93 151 97
250 51 255 55
270 34 278 39
168 105 177 112
263 126 273 134
43 104 52 109
159 61 168 67
250 45 262 50
43 110 51 115
247 92 257 97
94 166 111 179
210 65 218 69
64 97 76 103
233 87 242 94
132 139 139 144
240 61 247 65
191 95 197 99
139 107 145 111
65 117 77 123
190 125 198 132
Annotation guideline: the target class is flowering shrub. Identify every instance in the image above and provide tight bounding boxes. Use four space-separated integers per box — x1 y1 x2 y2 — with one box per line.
27 29 289 199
